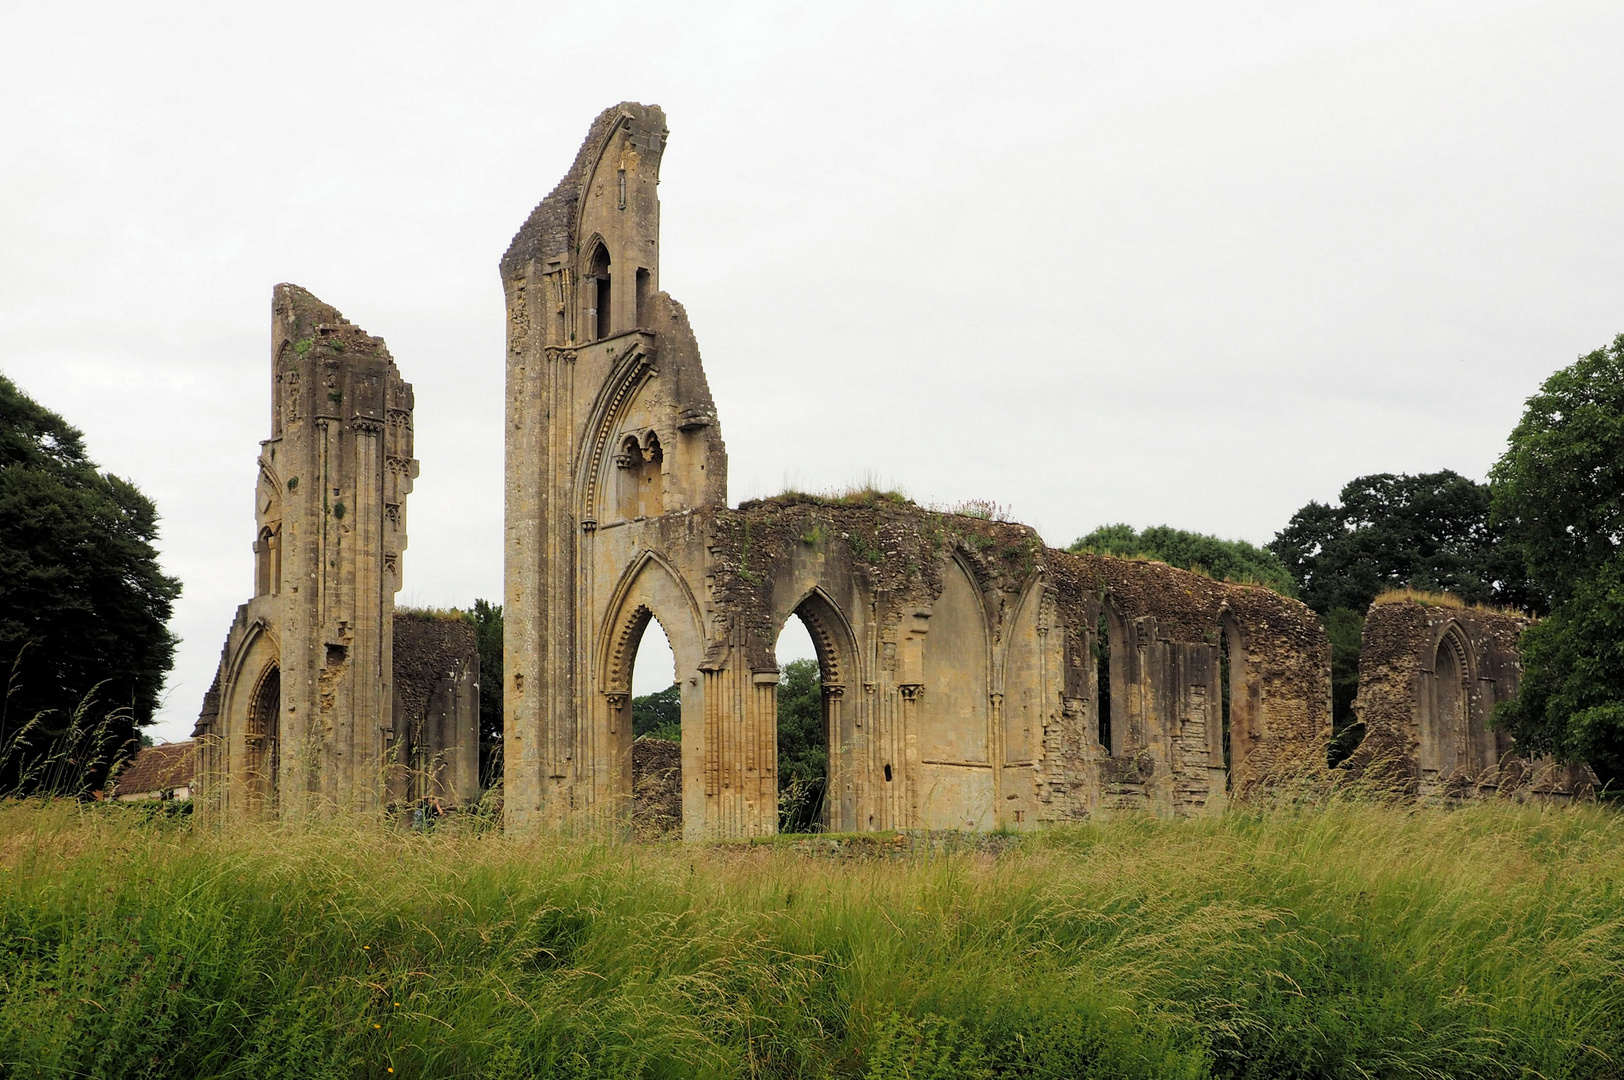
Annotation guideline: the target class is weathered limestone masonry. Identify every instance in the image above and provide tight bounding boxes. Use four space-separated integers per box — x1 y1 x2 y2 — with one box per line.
194 286 476 816
1349 598 1593 799
502 103 1333 839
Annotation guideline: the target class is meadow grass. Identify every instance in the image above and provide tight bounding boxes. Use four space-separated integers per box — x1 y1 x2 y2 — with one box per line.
1 798 1621 1079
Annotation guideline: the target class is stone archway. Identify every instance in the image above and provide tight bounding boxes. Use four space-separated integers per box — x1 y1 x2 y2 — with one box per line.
245 663 280 813
596 551 707 832
776 587 864 832
1422 625 1472 780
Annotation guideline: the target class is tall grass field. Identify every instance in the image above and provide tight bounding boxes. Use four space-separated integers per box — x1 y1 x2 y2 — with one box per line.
2 799 1621 1079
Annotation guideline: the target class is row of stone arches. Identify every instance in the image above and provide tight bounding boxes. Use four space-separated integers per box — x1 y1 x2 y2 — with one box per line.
595 550 1269 836
600 554 864 837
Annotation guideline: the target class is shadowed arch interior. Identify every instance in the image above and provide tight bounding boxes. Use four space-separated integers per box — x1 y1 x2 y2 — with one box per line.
245 663 279 810
1423 626 1471 777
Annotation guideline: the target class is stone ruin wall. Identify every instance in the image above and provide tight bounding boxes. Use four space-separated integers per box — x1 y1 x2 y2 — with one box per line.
191 101 1593 833
1350 599 1593 799
499 101 1338 839
193 286 479 819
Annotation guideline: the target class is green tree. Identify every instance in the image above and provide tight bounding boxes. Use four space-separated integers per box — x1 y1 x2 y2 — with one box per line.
1268 471 1537 616
1069 524 1298 596
464 599 503 787
0 375 180 795
776 658 826 832
631 684 681 741
1268 470 1535 745
1490 334 1624 783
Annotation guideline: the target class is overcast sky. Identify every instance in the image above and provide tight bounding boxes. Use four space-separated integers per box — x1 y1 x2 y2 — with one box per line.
5 0 1622 743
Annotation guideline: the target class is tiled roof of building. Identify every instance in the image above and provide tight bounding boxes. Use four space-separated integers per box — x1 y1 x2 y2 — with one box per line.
111 741 195 798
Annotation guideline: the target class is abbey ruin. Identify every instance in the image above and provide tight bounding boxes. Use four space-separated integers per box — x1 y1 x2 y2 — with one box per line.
192 103 1587 830
192 286 478 816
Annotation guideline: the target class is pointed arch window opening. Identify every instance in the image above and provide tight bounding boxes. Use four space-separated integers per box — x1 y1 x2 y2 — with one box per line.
775 610 828 834
1432 633 1470 776
255 525 282 597
625 609 681 834
1095 611 1114 756
246 664 280 812
588 243 612 341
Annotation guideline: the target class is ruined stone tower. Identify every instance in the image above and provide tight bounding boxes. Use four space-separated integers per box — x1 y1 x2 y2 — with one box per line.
195 285 453 815
501 102 728 830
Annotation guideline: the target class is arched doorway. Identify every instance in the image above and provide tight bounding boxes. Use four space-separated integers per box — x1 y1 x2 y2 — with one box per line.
774 589 861 833
774 613 824 832
1425 630 1470 778
245 664 280 812
626 612 682 837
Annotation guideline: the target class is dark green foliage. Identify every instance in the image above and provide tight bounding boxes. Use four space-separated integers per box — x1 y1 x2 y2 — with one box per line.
1496 558 1624 785
777 657 826 832
1491 335 1624 784
1490 333 1624 607
1323 607 1366 764
0 375 180 795
464 599 503 787
1268 471 1537 617
630 683 680 741
1070 524 1298 597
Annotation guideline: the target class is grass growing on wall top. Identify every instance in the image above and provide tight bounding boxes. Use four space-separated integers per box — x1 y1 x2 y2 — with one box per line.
1 799 1622 1079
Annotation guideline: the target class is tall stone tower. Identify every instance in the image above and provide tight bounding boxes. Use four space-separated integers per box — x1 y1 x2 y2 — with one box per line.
194 285 420 815
502 103 728 830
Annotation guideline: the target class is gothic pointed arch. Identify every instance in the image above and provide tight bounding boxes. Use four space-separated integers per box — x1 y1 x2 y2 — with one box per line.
574 340 658 527
597 549 706 695
1422 621 1474 778
777 585 862 690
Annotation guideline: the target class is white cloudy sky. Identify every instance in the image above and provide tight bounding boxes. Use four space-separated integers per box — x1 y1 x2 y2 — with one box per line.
4 1 1622 743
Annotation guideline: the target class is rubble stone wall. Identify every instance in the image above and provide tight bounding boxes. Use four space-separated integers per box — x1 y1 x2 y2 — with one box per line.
1351 599 1592 799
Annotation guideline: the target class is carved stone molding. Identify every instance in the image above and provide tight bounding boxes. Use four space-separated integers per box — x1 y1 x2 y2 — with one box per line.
898 683 924 702
604 692 629 711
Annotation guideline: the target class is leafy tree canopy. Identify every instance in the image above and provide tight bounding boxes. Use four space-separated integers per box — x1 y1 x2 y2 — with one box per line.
775 657 826 833
632 683 681 741
0 374 180 794
1490 333 1624 607
1490 335 1624 784
1069 524 1297 597
1268 471 1536 616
